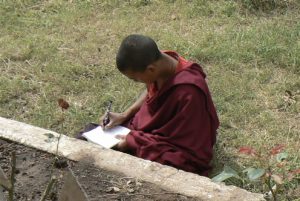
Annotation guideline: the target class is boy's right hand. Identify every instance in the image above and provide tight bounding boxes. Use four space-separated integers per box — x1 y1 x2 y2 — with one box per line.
99 112 127 130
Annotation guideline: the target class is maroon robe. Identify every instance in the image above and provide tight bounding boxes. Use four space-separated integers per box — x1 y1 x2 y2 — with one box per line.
124 51 219 176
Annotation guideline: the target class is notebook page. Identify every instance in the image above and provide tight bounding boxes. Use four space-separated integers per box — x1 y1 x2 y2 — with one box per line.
82 126 130 148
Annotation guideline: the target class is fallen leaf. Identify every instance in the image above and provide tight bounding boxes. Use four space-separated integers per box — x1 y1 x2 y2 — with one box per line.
290 169 300 175
58 98 70 110
127 188 135 193
276 161 287 168
135 180 142 186
285 90 292 97
238 146 257 156
287 169 300 181
283 90 296 106
271 174 283 185
270 144 285 155
106 186 120 193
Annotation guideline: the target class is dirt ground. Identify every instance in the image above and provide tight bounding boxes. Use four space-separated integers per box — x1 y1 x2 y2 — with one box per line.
0 139 201 201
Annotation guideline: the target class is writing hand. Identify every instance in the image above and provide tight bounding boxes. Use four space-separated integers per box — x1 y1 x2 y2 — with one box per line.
102 111 110 127
99 112 127 130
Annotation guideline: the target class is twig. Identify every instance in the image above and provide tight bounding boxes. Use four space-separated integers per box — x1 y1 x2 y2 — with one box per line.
25 60 33 66
52 111 64 170
55 134 62 158
266 173 277 201
39 101 67 201
55 111 65 157
127 192 182 196
39 177 56 201
97 192 182 198
8 152 16 201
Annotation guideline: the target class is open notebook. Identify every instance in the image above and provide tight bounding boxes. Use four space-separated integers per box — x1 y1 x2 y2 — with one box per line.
82 126 130 148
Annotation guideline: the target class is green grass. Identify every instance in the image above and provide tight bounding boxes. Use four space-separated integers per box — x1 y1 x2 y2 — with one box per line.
0 0 299 199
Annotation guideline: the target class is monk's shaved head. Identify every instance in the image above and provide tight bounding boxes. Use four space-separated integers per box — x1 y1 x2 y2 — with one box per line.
116 34 162 72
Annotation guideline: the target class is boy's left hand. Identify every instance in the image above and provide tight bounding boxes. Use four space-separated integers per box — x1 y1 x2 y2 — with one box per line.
115 135 129 152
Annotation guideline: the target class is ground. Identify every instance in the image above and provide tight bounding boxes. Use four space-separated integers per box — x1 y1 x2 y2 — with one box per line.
0 139 200 201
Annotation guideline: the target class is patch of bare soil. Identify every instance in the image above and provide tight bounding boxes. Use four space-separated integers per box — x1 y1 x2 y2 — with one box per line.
0 139 200 201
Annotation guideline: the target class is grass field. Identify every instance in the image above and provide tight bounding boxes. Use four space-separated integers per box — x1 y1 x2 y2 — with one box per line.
0 0 299 199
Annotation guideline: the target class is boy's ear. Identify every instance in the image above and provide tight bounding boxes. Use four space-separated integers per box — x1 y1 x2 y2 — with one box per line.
146 64 156 73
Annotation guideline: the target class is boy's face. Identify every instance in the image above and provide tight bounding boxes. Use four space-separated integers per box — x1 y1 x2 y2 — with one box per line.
122 65 158 84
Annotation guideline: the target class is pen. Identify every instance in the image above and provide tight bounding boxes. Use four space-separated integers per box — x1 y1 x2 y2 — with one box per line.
103 100 112 127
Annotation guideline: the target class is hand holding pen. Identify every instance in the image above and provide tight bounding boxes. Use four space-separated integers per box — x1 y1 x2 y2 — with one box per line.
100 100 129 129
102 100 112 129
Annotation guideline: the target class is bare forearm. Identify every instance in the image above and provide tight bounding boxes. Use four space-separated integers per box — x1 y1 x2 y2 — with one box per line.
100 90 147 129
123 89 147 119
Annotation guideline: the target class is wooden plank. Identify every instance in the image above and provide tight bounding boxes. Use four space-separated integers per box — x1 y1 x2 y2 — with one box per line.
0 168 10 190
58 168 89 201
0 186 8 201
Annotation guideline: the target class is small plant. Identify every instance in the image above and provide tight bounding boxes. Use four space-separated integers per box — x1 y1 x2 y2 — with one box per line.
212 144 300 201
0 98 88 201
0 152 16 201
54 98 70 168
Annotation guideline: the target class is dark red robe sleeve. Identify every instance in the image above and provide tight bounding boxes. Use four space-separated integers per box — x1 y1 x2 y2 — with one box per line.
125 84 214 175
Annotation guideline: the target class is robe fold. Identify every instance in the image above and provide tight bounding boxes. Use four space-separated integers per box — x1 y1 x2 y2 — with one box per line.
124 51 219 176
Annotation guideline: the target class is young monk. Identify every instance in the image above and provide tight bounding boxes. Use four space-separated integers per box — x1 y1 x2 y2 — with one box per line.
100 34 219 176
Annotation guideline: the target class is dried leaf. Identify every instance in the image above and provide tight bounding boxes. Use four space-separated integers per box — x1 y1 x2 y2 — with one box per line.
238 146 257 156
287 169 300 181
283 90 296 106
135 181 142 186
54 158 68 169
58 98 70 110
285 90 292 97
127 188 135 193
113 187 120 192
290 169 300 176
270 144 285 155
276 161 287 168
105 187 120 193
271 174 283 185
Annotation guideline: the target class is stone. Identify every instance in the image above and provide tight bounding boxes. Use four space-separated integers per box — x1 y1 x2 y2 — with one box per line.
0 117 265 201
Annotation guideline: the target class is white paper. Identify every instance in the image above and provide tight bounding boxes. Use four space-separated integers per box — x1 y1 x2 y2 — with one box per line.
82 126 130 148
